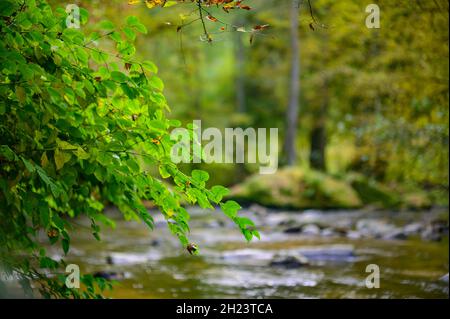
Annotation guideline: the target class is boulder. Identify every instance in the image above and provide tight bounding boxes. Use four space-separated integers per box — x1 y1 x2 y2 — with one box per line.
356 219 397 238
403 223 423 236
298 245 355 261
301 224 321 236
346 230 363 239
270 255 309 268
421 219 449 242
321 228 338 237
283 226 302 234
347 173 400 208
229 167 362 210
382 230 408 240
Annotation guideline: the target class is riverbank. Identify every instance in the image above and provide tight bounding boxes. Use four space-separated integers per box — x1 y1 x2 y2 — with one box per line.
228 167 447 210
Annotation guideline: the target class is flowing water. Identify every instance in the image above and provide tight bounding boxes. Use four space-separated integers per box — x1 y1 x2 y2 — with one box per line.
48 207 449 299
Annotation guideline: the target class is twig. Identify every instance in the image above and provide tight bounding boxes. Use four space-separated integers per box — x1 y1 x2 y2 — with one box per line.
197 0 211 42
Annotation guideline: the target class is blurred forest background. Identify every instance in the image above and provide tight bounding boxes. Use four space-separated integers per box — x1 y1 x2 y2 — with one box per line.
1 0 448 299
60 0 449 210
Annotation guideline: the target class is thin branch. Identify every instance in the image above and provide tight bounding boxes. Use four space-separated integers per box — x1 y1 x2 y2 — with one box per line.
197 0 211 42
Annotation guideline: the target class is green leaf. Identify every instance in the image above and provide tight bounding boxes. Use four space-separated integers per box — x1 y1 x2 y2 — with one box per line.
0 1 17 16
220 200 241 219
123 27 136 41
63 88 75 105
47 87 61 102
99 20 115 30
75 47 89 64
159 165 171 179
126 16 140 27
0 145 18 161
80 7 89 24
57 139 76 150
126 16 147 34
21 157 35 173
111 71 128 83
192 170 209 183
209 185 230 203
62 238 70 255
76 147 90 160
149 76 164 91
15 86 26 104
236 217 255 228
39 257 58 269
54 148 72 170
163 1 178 8
142 61 158 73
90 49 108 64
39 206 50 228
133 23 147 34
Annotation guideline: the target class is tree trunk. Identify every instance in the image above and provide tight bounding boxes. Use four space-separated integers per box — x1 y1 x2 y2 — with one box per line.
234 18 247 181
234 18 246 114
309 84 328 171
284 0 301 166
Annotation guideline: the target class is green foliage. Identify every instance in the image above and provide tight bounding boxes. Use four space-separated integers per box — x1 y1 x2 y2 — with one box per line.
0 0 256 298
230 167 363 209
247 0 449 189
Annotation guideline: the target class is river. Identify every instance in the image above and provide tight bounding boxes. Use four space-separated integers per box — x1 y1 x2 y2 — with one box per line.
48 206 449 299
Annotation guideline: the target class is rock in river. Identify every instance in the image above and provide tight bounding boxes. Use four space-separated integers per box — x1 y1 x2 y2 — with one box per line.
298 245 355 262
301 224 321 236
321 228 339 237
356 219 397 238
382 229 408 240
93 271 128 281
403 223 423 236
283 226 302 234
270 255 309 269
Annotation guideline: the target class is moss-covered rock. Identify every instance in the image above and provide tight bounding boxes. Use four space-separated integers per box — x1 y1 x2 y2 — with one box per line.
346 173 401 208
229 167 362 209
346 173 433 210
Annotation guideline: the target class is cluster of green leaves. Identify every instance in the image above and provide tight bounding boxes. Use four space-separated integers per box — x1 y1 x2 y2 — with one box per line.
0 0 258 298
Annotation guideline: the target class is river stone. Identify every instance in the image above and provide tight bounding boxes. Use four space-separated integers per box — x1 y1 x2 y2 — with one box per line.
356 219 397 238
403 223 423 235
440 273 449 283
283 226 302 234
301 224 321 236
106 251 161 265
298 245 355 261
347 230 363 239
150 239 161 247
321 228 338 237
106 255 114 265
270 255 309 268
382 229 408 240
204 220 225 228
221 249 275 262
421 226 442 242
420 219 448 242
